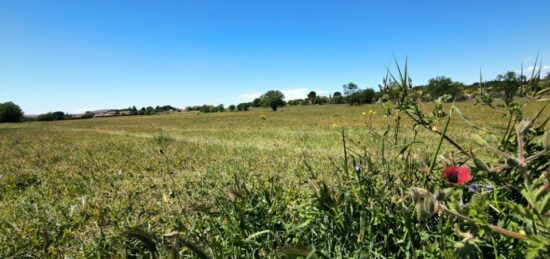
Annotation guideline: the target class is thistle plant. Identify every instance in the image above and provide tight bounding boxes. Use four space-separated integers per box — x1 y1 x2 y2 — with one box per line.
382 57 550 257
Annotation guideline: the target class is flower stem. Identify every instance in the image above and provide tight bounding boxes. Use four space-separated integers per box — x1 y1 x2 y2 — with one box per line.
438 204 526 240
428 107 453 173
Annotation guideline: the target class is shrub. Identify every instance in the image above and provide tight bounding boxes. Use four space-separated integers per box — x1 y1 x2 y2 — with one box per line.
37 111 66 121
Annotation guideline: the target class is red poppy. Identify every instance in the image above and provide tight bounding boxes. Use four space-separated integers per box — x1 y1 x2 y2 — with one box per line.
443 165 471 185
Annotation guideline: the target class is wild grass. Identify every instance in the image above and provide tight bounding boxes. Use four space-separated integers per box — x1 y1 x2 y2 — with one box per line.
0 97 548 257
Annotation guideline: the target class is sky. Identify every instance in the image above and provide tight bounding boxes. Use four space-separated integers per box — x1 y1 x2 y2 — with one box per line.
1 0 549 114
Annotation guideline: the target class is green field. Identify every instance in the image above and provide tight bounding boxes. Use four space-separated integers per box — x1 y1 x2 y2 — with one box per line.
1 102 548 257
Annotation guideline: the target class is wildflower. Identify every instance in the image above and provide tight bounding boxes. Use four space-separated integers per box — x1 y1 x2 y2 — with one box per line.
468 183 479 193
431 126 438 132
478 130 487 136
443 165 472 186
162 193 170 203
332 123 337 127
484 185 494 192
362 112 367 116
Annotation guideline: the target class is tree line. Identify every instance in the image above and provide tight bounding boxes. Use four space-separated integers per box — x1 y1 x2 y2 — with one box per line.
1 71 548 122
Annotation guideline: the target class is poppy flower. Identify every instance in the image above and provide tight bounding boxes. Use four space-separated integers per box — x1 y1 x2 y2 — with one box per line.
443 165 471 185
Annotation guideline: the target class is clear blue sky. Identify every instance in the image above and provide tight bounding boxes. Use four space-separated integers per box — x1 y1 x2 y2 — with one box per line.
1 0 549 114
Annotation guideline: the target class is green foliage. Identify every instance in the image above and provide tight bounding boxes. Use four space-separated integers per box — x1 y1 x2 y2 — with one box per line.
343 82 358 96
0 101 24 123
237 102 250 111
332 91 344 104
426 76 464 100
259 90 285 111
81 112 94 119
307 91 317 104
38 111 67 121
347 88 376 106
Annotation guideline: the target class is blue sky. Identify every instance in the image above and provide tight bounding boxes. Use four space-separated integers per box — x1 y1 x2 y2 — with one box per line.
1 0 549 114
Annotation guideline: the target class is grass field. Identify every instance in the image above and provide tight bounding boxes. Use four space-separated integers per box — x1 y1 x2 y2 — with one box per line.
1 101 548 257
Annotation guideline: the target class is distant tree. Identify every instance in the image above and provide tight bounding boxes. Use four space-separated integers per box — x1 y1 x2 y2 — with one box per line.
347 89 375 105
315 96 329 105
545 72 550 80
307 91 317 104
237 103 250 111
495 71 521 102
217 104 225 112
287 99 298 105
145 106 155 115
260 90 285 111
332 91 344 104
229 105 236 111
0 102 24 123
343 82 359 96
426 76 463 99
252 98 262 107
81 112 94 119
37 111 66 121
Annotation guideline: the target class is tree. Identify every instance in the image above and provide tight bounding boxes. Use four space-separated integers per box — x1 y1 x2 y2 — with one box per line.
343 82 359 96
217 104 225 112
229 105 236 111
81 112 94 119
0 102 24 123
129 106 138 115
252 98 262 107
307 91 317 104
426 76 463 99
37 111 66 121
495 71 521 102
259 90 285 111
347 89 375 105
237 103 250 111
332 91 344 104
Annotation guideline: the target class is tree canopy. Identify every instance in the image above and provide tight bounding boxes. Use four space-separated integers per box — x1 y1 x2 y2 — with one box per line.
260 90 285 111
0 102 24 123
426 76 464 99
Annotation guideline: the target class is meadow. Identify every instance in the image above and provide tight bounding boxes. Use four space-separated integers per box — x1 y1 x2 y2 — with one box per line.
1 99 548 257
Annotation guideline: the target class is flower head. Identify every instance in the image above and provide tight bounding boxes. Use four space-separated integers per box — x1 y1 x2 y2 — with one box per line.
443 165 472 186
468 183 479 193
484 185 494 192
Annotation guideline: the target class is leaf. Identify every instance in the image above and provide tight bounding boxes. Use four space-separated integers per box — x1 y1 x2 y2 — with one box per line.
245 229 273 241
123 228 158 254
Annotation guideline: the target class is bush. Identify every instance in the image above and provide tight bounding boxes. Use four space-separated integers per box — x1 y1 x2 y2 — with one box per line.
81 112 94 119
347 89 375 105
237 103 250 111
0 102 24 123
37 111 66 121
